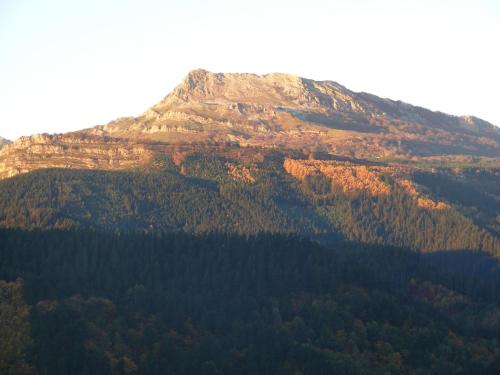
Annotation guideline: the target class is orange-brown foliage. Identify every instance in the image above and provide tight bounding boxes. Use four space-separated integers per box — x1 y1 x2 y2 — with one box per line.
284 158 451 210
226 163 255 183
283 158 391 196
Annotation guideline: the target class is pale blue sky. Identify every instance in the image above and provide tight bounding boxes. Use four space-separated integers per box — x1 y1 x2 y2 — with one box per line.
1 0 499 140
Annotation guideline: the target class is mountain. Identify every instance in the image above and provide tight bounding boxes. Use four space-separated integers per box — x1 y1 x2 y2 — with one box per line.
0 70 499 255
88 69 499 157
1 71 500 375
0 136 10 149
0 69 499 179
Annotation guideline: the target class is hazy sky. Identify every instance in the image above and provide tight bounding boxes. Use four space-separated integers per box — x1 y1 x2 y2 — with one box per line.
1 0 499 140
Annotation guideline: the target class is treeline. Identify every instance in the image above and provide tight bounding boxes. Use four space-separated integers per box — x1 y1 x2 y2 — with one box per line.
1 229 499 374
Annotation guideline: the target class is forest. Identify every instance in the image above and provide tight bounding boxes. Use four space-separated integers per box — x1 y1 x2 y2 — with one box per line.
1 229 500 375
0 155 498 257
1 155 499 374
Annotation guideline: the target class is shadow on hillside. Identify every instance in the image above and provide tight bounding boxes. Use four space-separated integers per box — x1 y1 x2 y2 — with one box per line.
422 249 500 282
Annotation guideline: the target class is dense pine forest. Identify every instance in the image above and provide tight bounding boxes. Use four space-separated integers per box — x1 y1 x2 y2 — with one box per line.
0 155 498 256
1 155 499 374
1 229 500 375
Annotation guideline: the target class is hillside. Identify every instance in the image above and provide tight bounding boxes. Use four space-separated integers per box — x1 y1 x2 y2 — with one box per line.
0 70 498 256
0 69 499 180
1 230 500 375
1 71 500 375
0 156 498 256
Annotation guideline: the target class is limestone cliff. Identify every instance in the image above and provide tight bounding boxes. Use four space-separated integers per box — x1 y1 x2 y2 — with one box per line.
84 69 500 159
1 69 499 180
0 133 153 179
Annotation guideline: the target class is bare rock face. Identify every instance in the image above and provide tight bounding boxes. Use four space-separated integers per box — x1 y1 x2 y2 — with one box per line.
84 69 500 159
0 69 499 180
0 133 153 179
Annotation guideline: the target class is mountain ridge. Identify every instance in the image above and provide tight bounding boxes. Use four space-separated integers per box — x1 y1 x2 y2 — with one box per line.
91 69 500 143
1 69 499 179
0 70 499 257
0 136 10 149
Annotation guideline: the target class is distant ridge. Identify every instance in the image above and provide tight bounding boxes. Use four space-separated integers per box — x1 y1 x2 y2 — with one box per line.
0 136 10 149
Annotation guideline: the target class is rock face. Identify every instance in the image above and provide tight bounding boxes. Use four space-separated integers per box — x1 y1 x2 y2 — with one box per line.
85 69 500 158
0 69 499 179
0 133 153 179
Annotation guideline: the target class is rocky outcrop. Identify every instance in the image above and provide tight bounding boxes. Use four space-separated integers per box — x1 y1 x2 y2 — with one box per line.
0 133 153 179
0 69 499 180
83 69 500 159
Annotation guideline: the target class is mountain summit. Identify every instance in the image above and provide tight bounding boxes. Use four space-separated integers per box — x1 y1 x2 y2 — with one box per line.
85 69 499 157
0 69 499 179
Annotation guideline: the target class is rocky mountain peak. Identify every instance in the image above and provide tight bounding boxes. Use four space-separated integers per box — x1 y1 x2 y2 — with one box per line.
85 69 500 160
174 68 217 100
160 69 351 110
183 68 215 87
0 70 498 181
